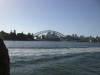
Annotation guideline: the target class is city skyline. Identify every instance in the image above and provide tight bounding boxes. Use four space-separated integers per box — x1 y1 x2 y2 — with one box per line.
0 0 100 37
0 29 100 42
0 29 99 38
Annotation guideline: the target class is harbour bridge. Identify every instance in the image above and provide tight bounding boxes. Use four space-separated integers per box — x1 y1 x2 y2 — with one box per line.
34 30 65 37
33 30 66 41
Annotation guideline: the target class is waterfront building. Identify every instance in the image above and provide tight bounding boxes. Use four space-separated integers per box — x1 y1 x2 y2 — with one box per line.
46 32 59 39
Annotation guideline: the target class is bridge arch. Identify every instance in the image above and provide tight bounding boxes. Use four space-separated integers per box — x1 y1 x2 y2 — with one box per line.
33 30 65 37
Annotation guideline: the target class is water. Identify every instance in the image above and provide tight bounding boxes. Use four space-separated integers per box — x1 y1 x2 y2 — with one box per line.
4 41 100 75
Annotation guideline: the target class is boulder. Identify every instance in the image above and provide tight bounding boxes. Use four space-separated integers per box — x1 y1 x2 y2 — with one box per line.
0 37 10 75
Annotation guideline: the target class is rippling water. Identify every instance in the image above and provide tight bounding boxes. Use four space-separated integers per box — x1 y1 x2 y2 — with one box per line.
4 41 100 75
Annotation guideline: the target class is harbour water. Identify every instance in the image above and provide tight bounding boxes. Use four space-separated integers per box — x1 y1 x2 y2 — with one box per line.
4 41 100 75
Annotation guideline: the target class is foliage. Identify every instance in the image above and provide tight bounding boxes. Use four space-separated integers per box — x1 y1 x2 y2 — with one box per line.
0 30 34 41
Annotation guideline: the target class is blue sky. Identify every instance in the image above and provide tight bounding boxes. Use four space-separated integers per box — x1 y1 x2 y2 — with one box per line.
0 0 100 37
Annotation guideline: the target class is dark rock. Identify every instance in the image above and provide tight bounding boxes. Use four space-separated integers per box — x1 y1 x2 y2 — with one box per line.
0 37 10 75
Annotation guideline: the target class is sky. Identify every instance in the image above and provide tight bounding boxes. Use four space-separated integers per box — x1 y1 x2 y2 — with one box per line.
0 0 100 37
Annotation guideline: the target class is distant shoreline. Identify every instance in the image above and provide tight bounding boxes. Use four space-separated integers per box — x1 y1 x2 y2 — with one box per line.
3 39 100 42
1 30 100 42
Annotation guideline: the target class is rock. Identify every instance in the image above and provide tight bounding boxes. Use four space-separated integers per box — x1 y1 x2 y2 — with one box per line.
0 37 10 75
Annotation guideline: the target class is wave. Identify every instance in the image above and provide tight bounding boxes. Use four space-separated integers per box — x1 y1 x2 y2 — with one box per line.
10 52 100 66
10 52 100 75
9 47 100 57
8 47 69 49
7 46 99 49
10 53 78 65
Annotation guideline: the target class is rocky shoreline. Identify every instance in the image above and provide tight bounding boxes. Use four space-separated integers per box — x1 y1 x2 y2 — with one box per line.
0 37 10 75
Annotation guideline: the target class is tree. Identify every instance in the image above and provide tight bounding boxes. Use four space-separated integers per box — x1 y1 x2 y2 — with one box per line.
10 30 12 34
14 30 16 34
17 33 27 40
26 33 33 40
